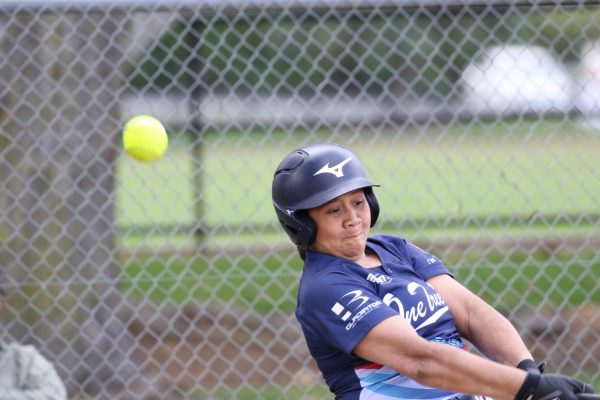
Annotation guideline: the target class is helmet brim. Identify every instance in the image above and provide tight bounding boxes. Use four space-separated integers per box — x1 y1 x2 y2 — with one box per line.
290 178 379 210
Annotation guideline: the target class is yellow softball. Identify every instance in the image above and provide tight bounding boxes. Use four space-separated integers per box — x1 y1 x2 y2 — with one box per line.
122 115 168 162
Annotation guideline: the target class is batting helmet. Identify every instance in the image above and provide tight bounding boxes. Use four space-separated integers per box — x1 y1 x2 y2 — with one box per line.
272 143 379 249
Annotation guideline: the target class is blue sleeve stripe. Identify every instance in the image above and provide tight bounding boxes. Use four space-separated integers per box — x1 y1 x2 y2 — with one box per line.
358 371 398 384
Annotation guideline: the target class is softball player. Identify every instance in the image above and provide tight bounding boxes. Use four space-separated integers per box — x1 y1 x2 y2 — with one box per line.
271 143 594 400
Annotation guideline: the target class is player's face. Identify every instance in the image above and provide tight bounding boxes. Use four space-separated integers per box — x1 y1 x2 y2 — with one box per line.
308 189 371 261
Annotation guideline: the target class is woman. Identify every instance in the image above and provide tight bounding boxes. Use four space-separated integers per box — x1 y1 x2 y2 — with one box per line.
271 142 594 400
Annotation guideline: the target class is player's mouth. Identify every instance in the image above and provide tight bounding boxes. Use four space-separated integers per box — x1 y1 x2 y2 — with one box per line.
344 231 363 240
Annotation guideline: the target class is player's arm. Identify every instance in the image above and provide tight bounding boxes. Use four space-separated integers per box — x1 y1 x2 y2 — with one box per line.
352 314 526 399
427 274 533 367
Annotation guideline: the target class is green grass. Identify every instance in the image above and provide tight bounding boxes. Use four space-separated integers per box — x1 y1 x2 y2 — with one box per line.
120 250 600 312
120 255 304 313
215 129 600 226
454 255 600 310
116 149 195 226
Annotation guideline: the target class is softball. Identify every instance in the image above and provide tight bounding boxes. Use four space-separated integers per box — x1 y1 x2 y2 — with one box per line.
122 115 168 162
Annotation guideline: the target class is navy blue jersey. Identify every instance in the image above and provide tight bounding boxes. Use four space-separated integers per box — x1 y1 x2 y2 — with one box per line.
295 234 466 399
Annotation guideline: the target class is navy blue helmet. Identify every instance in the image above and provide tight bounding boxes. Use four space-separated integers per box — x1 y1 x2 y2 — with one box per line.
272 143 379 249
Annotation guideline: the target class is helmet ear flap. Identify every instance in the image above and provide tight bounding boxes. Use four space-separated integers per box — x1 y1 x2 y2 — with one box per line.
295 210 317 249
364 187 379 227
273 205 316 249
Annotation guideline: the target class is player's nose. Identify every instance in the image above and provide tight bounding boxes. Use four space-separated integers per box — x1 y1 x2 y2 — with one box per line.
344 208 361 227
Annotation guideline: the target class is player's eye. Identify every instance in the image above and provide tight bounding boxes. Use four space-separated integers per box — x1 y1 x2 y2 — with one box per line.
327 206 341 215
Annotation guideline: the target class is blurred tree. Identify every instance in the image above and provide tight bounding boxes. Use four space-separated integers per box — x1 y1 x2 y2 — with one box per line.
130 6 600 100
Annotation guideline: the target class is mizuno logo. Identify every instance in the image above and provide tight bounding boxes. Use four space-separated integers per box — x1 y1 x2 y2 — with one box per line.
314 157 352 178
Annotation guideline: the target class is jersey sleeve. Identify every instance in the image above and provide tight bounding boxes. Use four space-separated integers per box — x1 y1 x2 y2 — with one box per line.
405 241 453 280
297 267 398 356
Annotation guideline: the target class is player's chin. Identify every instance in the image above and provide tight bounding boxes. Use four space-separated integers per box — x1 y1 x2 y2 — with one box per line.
342 235 367 254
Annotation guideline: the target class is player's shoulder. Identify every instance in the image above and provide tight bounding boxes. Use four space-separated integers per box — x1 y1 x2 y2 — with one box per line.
304 250 355 270
368 234 413 257
369 233 408 248
303 252 359 281
300 252 365 292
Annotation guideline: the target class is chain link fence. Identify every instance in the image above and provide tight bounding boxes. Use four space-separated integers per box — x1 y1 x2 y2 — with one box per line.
1 1 599 399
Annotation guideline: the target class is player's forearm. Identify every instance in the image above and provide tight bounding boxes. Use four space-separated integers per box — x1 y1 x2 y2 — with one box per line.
409 340 527 399
354 316 526 399
462 297 532 366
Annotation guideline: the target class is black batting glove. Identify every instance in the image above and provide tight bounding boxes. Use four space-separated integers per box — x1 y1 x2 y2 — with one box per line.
517 359 547 374
515 371 594 400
